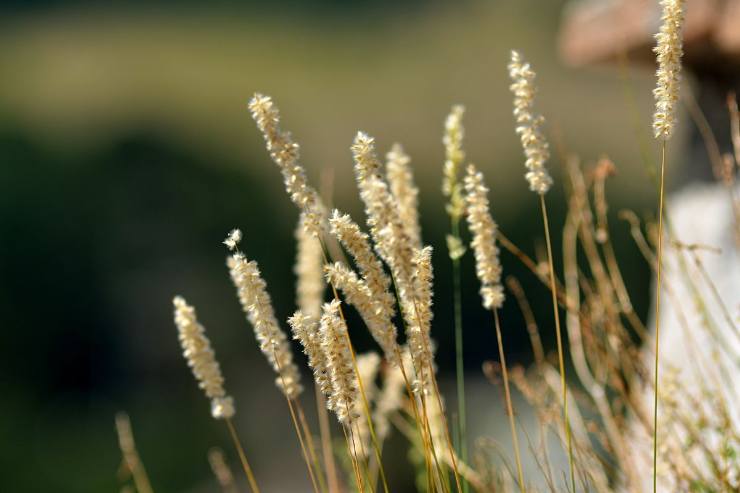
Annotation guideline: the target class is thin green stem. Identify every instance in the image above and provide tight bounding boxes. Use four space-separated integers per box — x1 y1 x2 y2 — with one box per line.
450 217 469 493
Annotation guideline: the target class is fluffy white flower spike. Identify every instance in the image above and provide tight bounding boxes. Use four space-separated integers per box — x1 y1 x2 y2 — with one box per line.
464 164 505 310
652 0 685 141
223 229 242 251
173 296 235 419
508 50 553 195
228 253 303 400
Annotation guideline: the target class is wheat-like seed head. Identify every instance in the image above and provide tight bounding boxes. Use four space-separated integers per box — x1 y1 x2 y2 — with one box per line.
464 164 505 310
248 93 326 236
405 246 434 370
319 299 358 425
442 105 468 222
386 143 422 250
173 296 235 419
223 229 242 251
351 132 418 332
289 310 332 403
329 210 396 319
652 0 685 141
508 50 553 195
228 253 303 400
295 211 325 321
324 261 398 361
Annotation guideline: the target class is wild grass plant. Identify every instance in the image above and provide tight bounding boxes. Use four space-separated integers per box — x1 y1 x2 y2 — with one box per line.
115 1 740 490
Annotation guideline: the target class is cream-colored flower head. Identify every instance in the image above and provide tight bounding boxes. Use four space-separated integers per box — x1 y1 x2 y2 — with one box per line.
248 93 325 236
329 210 396 319
442 105 467 220
386 143 422 250
404 246 434 370
652 0 685 140
508 50 553 195
228 253 303 399
351 132 416 328
289 310 332 402
223 229 242 251
294 211 325 321
173 296 235 419
324 261 398 361
464 164 505 310
319 299 358 425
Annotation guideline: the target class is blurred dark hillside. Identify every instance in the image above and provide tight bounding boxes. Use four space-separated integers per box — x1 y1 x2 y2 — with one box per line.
0 1 664 491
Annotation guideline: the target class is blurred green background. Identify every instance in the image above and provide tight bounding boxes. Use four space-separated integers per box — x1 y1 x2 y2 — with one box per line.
0 0 672 491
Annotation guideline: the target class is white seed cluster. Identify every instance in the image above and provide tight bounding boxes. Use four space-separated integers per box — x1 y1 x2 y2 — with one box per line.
464 165 505 310
386 143 422 250
652 0 685 140
351 132 419 341
319 300 358 425
508 50 553 195
325 262 398 361
248 93 326 236
405 246 435 371
442 105 467 221
228 253 303 399
289 310 332 400
173 296 235 419
329 210 396 322
223 229 242 251
295 211 325 321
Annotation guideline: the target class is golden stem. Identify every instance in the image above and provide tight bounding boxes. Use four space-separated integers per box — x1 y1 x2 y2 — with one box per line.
224 418 261 493
492 308 526 492
539 193 575 493
296 399 329 493
272 347 321 493
653 141 666 493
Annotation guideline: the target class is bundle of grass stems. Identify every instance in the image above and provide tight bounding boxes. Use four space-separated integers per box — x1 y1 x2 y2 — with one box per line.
116 2 740 490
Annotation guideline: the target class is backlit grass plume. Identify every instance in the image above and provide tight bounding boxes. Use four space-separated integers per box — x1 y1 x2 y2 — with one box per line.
294 211 325 321
463 164 504 310
173 296 235 419
386 143 422 250
319 299 358 426
442 104 467 222
652 0 685 141
508 50 553 195
228 251 303 400
325 261 398 361
248 93 325 236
